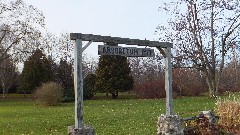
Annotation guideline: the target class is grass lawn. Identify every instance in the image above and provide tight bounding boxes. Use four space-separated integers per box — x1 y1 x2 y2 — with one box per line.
0 94 216 135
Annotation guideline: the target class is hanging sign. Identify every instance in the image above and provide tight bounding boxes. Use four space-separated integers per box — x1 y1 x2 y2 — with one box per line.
98 45 155 57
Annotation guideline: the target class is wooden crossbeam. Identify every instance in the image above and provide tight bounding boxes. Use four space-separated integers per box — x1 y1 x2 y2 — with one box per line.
70 33 173 48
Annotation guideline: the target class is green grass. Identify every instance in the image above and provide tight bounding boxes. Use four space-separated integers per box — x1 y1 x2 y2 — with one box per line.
0 94 216 135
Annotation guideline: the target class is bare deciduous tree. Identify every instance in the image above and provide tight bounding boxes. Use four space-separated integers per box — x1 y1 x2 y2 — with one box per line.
156 0 240 97
0 0 45 65
0 53 18 98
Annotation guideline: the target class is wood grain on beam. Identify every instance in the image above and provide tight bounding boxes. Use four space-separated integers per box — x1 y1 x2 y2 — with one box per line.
70 33 173 48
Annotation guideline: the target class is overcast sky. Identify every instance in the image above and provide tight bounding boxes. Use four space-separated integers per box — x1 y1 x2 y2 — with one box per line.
24 0 169 58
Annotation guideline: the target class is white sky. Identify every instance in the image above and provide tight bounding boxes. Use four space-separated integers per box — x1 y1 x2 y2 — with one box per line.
24 0 169 58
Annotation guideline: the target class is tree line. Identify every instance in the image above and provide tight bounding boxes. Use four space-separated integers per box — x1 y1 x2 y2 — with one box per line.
3 48 240 99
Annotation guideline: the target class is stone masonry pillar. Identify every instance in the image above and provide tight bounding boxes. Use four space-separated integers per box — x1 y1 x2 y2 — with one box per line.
157 114 184 135
68 125 95 135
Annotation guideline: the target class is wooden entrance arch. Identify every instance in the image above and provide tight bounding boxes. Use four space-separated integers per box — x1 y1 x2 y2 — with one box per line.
70 33 173 129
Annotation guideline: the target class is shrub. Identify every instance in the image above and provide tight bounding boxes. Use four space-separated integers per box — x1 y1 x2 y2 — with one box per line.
83 73 97 100
134 79 179 99
181 83 206 97
215 94 240 128
34 82 63 106
134 80 165 99
173 68 208 97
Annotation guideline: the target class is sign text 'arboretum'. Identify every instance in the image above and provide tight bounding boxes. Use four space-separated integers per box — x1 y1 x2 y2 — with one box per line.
98 45 155 57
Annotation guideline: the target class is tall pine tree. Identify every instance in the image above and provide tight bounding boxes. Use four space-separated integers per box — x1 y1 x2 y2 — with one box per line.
19 49 53 95
55 59 74 102
95 55 133 99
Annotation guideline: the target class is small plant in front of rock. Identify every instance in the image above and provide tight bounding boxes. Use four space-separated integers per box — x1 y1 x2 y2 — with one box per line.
34 82 63 106
183 111 223 135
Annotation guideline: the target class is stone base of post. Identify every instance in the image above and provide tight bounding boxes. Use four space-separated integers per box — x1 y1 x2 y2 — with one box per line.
68 125 95 135
157 114 184 135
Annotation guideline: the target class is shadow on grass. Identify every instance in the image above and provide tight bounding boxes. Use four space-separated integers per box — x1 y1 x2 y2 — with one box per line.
0 94 34 101
91 92 137 100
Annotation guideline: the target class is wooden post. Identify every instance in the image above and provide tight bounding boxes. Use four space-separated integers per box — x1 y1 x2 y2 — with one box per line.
74 39 84 128
165 47 173 115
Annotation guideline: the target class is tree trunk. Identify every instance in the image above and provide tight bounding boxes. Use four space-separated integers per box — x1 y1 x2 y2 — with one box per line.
111 92 118 99
2 93 6 99
210 0 217 97
216 71 222 95
2 81 6 99
177 85 183 97
24 91 26 98
206 73 218 98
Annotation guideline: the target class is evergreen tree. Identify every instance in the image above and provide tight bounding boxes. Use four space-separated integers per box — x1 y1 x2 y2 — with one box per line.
83 73 96 100
19 49 54 95
95 55 133 99
56 59 74 102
